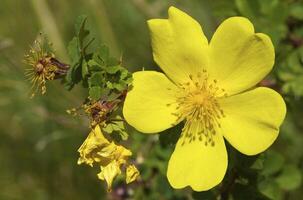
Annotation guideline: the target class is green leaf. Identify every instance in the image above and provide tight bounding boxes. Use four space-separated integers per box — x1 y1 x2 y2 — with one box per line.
82 60 89 78
250 154 265 170
258 179 283 200
75 15 89 50
275 164 302 191
91 45 109 66
88 72 104 87
103 116 129 140
89 86 102 100
105 65 122 74
67 37 80 66
261 150 285 176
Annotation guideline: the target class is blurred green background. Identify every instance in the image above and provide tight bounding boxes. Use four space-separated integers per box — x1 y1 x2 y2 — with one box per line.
1 0 303 199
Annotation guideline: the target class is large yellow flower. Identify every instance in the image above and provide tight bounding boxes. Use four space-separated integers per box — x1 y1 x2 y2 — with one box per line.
123 7 286 191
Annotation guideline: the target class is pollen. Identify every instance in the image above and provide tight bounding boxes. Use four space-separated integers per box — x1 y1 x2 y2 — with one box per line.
168 70 227 146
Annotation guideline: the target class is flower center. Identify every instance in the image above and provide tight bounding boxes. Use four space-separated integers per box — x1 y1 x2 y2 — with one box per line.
168 70 227 146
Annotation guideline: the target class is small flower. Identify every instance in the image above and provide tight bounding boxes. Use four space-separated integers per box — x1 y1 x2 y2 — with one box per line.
123 7 286 191
78 125 139 191
24 35 68 97
126 164 140 184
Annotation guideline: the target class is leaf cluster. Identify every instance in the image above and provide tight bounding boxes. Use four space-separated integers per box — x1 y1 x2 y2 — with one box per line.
65 15 132 101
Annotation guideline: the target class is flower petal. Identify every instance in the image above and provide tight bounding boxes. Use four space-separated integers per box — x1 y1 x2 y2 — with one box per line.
219 87 286 155
167 130 227 191
147 6 209 84
123 71 179 133
209 17 275 95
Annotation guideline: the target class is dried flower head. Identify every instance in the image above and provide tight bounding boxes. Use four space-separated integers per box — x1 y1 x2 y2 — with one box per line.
24 34 69 97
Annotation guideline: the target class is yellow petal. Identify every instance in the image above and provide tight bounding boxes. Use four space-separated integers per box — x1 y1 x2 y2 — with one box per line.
97 160 121 191
209 17 274 95
219 87 286 155
77 125 109 166
167 130 227 191
96 142 132 165
126 164 140 184
147 6 209 84
123 71 179 133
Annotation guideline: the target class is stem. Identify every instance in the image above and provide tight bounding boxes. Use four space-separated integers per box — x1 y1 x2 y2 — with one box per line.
220 168 238 200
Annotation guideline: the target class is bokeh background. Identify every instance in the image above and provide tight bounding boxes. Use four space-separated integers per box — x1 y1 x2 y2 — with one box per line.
1 0 303 199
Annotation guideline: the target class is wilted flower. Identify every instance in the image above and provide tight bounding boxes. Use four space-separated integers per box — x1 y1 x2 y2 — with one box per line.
78 125 139 191
24 35 68 97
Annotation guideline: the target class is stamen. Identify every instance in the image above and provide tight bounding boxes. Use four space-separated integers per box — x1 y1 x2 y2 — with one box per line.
170 70 228 147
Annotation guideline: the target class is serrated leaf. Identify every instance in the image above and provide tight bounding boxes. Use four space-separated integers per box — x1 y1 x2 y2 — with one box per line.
75 15 89 49
67 37 81 66
87 59 103 71
105 65 122 74
88 72 104 87
92 45 109 66
112 81 127 91
103 117 129 140
89 86 102 100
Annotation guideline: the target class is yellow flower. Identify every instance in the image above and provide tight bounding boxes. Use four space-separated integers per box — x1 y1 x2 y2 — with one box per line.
126 164 140 184
123 7 286 191
78 125 139 191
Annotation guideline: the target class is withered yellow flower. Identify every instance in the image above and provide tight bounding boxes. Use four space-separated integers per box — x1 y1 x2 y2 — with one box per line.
123 7 286 191
78 125 139 191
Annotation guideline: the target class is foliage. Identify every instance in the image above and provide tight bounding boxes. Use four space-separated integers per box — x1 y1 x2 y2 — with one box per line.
0 0 303 199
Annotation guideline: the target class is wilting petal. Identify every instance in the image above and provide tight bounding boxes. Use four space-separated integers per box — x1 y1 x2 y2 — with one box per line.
77 125 109 166
98 160 121 191
126 164 140 184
